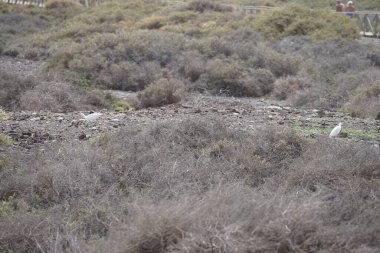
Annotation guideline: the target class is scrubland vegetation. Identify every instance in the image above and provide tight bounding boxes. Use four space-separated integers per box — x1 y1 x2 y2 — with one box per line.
0 0 380 252
1 0 379 117
0 118 379 252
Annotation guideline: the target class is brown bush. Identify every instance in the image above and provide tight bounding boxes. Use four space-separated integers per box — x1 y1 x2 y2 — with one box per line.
137 78 187 108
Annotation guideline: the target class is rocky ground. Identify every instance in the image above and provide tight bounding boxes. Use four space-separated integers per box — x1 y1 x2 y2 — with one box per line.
1 56 379 153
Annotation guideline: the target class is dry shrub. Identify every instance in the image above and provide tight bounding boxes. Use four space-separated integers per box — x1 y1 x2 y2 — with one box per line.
176 51 206 82
45 0 81 10
1 118 379 252
93 182 379 253
19 80 106 112
255 47 301 77
287 138 380 192
0 213 57 253
201 58 275 97
240 68 275 97
186 0 232 13
367 52 380 66
0 70 37 110
95 61 161 91
272 75 310 100
138 15 166 29
137 78 186 108
300 39 371 80
201 57 243 93
52 30 185 91
348 80 380 118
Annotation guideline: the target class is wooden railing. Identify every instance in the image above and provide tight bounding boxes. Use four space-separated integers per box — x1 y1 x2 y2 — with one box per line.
0 0 45 7
355 13 380 38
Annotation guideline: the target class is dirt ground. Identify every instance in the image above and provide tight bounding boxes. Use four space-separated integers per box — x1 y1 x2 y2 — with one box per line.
1 56 379 152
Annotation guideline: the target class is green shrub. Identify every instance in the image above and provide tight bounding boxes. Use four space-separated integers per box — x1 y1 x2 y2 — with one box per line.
112 101 134 112
137 78 187 108
252 4 359 41
0 196 14 217
0 108 8 121
0 154 14 172
0 133 13 146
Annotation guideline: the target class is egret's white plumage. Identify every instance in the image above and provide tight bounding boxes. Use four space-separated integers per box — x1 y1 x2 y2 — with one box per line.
80 112 102 121
329 122 342 138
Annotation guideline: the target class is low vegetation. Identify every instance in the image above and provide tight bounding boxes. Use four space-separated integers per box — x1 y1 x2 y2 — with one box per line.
252 4 359 40
0 118 378 252
0 70 108 112
0 2 379 251
2 0 378 118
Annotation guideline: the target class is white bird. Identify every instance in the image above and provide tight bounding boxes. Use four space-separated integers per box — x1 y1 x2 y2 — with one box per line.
329 122 342 138
80 112 102 121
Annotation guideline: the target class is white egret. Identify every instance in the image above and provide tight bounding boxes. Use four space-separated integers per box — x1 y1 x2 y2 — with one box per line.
329 122 342 138
80 112 102 121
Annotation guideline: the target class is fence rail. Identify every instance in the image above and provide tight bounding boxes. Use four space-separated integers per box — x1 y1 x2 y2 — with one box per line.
355 13 380 38
0 0 45 7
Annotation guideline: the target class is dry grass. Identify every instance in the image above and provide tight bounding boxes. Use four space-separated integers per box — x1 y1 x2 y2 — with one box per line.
0 117 379 252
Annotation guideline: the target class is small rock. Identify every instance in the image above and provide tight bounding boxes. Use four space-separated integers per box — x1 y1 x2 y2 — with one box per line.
78 132 87 140
376 112 380 120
